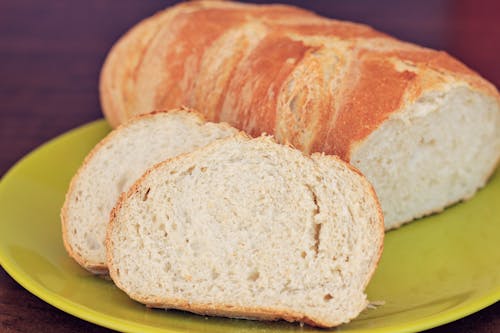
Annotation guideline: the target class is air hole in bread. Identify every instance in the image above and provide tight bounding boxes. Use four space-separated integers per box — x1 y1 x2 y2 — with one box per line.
248 270 260 282
306 184 320 215
183 166 195 176
159 223 168 237
200 167 207 172
261 154 272 160
419 136 436 146
142 188 151 201
301 251 307 258
312 223 322 257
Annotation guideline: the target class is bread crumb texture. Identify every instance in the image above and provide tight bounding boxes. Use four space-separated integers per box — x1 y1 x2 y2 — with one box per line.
107 135 384 327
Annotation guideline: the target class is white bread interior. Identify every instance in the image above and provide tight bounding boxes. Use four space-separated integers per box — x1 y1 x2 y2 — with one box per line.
352 85 500 228
61 110 238 273
106 135 384 327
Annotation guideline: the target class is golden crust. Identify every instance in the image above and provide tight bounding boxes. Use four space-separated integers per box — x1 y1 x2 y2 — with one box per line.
142 298 335 328
100 0 500 162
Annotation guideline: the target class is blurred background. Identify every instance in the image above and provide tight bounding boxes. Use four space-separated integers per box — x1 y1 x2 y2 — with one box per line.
1 0 500 173
0 1 499 332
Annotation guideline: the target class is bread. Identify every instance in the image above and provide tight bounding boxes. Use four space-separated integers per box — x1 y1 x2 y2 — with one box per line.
99 0 500 229
106 134 384 327
61 109 238 274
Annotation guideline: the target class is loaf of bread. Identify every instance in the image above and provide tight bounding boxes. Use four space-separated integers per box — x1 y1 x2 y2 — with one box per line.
100 0 500 229
106 134 384 327
61 109 238 274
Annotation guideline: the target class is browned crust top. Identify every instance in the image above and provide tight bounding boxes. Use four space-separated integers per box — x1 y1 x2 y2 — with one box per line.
100 1 500 161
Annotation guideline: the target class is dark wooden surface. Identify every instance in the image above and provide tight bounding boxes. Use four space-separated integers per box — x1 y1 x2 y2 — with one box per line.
0 1 499 332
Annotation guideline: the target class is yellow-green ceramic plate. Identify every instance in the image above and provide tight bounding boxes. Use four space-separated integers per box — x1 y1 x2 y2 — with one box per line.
0 120 499 333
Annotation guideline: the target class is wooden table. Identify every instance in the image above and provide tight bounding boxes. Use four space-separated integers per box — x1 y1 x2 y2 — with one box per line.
1 1 498 332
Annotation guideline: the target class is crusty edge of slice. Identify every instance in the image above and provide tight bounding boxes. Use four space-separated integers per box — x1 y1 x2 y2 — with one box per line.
312 152 385 289
61 107 239 274
106 135 384 327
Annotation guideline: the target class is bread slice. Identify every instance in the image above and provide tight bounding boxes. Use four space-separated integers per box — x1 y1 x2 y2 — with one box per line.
106 135 384 327
61 109 239 274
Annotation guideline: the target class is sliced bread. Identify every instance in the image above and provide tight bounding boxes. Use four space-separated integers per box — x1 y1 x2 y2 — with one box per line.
106 135 384 327
61 109 239 274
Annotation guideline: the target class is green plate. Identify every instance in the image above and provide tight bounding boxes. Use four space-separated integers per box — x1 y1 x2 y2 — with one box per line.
1 120 499 333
